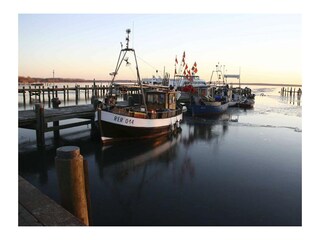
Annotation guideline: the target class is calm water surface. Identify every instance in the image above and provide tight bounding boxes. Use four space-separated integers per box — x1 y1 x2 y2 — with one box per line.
18 85 302 226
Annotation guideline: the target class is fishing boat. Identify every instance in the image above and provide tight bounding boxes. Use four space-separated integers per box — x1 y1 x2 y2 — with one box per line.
230 87 255 109
170 55 229 117
186 89 229 117
94 29 183 144
177 78 229 117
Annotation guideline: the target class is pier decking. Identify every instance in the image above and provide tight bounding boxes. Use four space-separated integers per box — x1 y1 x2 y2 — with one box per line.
19 104 96 148
19 176 85 226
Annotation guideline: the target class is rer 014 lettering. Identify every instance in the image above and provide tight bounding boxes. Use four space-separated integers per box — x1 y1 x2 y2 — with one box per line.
114 116 134 125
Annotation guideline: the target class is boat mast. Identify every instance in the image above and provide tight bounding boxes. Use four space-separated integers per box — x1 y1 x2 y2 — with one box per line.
108 29 147 111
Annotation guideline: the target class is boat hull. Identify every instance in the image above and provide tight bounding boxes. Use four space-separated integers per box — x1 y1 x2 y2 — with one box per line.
188 102 229 117
95 110 183 143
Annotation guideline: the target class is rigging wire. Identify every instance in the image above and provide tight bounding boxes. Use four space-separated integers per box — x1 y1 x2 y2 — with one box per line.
136 55 159 72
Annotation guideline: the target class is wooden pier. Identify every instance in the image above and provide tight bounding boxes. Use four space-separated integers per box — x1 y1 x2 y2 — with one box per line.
18 84 109 106
19 176 85 226
19 103 96 148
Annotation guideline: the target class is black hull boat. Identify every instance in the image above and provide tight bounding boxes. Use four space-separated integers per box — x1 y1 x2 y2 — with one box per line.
96 109 182 143
94 29 183 144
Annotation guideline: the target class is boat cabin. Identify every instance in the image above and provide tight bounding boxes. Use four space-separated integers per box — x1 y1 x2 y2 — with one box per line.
146 90 176 111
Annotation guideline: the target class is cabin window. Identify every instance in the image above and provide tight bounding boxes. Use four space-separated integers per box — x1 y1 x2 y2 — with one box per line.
168 94 175 104
147 93 165 104
159 94 165 104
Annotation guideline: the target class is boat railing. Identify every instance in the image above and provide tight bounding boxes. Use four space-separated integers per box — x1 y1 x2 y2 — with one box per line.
109 106 182 119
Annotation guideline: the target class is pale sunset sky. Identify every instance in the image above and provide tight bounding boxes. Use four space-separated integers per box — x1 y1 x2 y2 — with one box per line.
19 13 301 85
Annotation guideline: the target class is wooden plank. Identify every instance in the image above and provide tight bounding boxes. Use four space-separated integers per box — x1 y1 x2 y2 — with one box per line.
19 104 95 132
45 120 92 132
19 176 85 226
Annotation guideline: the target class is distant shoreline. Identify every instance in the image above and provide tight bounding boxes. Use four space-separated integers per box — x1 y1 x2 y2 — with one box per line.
235 83 302 87
18 77 301 87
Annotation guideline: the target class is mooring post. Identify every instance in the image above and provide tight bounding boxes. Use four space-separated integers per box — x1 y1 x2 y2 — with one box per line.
67 85 69 101
29 86 32 103
63 85 66 103
47 87 51 107
42 86 45 102
55 146 90 226
38 86 41 103
35 103 45 148
52 98 61 140
22 86 26 106
75 85 79 105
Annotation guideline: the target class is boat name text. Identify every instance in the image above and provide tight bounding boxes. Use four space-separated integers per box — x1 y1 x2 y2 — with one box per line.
114 116 135 125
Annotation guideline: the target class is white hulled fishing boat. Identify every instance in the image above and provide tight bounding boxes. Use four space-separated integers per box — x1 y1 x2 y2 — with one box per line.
94 29 183 144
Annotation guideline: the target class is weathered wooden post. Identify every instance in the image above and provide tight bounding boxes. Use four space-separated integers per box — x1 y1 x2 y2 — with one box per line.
42 86 45 102
22 86 26 106
63 85 66 103
47 87 51 107
55 146 90 226
52 98 61 140
67 85 69 101
35 103 45 148
75 85 79 105
29 86 32 103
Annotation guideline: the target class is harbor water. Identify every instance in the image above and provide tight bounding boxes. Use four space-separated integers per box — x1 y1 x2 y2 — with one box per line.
18 85 302 226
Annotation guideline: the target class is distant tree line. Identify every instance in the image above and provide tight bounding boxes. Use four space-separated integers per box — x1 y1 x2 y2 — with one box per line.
19 76 99 84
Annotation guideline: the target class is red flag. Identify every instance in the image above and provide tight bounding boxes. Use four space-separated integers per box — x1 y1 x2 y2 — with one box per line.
194 62 197 67
182 51 185 66
194 68 198 73
185 64 188 69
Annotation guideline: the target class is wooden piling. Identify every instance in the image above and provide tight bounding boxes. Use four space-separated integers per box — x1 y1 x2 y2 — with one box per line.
35 103 45 148
29 86 32 103
67 85 69 101
55 146 90 226
42 86 45 102
63 85 66 103
75 85 79 104
47 87 51 107
22 86 26 105
52 98 61 139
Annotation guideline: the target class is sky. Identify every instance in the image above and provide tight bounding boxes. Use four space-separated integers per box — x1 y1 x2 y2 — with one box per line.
18 14 301 84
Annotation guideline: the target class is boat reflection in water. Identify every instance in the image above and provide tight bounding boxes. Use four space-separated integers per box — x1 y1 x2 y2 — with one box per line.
182 112 232 145
96 134 181 180
95 112 232 180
